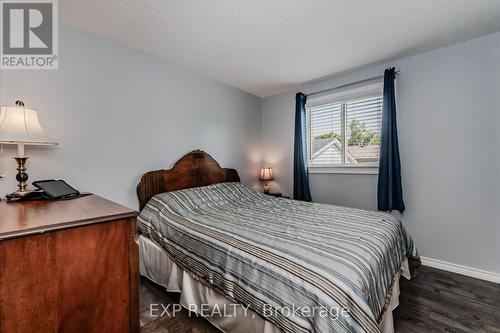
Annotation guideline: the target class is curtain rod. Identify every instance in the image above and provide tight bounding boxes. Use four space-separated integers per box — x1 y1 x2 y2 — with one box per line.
306 69 400 98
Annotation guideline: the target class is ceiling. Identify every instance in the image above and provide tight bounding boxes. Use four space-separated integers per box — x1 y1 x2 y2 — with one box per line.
60 0 500 97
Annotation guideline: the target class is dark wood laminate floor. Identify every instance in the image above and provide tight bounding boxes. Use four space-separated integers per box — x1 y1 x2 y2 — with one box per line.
140 266 500 333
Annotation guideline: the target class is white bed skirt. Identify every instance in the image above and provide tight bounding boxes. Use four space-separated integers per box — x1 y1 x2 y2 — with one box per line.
138 235 410 333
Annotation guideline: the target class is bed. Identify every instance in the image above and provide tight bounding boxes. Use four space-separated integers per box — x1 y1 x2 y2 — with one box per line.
136 150 419 333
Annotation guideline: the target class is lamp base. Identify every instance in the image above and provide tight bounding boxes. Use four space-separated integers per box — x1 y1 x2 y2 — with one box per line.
263 184 270 194
10 189 31 197
12 157 29 196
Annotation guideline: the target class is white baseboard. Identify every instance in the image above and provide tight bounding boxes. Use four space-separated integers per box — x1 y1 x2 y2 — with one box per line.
420 256 500 284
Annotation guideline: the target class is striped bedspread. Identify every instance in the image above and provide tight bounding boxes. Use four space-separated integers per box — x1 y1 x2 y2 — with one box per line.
138 182 418 333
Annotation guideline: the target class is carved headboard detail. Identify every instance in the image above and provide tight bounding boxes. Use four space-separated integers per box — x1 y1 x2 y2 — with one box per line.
136 150 240 210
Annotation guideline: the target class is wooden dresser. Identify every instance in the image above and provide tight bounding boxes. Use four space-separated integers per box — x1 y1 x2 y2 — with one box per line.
0 195 139 333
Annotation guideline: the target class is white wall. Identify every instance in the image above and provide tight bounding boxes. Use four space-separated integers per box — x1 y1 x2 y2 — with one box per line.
262 32 500 274
0 26 262 209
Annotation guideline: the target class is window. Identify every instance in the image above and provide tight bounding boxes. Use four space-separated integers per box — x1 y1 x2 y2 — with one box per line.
306 83 383 173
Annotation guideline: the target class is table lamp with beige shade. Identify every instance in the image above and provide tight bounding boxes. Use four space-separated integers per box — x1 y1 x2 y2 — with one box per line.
259 166 274 194
0 100 57 197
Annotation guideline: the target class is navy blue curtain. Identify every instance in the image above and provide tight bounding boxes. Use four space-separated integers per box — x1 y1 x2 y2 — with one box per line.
293 93 312 201
378 68 405 212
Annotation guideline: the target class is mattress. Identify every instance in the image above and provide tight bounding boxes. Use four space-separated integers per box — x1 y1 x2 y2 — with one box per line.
138 182 419 333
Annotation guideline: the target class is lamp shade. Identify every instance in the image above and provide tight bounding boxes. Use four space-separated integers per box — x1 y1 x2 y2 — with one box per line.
259 167 274 181
0 104 57 145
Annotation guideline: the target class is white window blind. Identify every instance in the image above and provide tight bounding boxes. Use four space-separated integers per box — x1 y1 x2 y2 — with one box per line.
307 91 383 168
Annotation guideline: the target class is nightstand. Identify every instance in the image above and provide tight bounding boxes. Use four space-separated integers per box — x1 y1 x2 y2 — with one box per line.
264 192 290 199
0 195 139 333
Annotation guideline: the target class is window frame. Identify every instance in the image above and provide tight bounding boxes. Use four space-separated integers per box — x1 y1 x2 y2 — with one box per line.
306 82 383 175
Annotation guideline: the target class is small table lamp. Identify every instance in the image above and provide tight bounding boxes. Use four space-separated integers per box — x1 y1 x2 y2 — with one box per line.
0 100 57 197
259 166 274 194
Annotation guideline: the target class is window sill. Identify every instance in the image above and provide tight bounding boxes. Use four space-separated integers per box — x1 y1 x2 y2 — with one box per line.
308 166 378 175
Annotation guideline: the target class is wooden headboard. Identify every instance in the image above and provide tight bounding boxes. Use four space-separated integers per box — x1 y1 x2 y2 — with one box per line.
136 150 240 210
